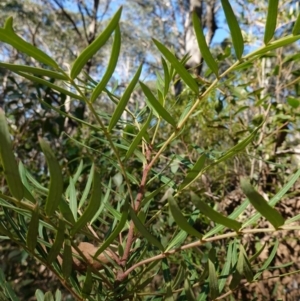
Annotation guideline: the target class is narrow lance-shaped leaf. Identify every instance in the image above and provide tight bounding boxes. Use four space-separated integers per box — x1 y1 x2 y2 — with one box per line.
91 25 121 102
292 12 300 35
236 244 253 282
0 17 58 68
129 206 164 251
184 277 196 301
264 0 279 44
240 178 285 229
108 64 143 132
191 193 241 231
208 258 219 299
140 82 176 127
179 154 206 191
192 11 218 76
14 71 84 101
0 63 68 80
125 112 152 159
220 0 244 59
71 7 122 79
47 218 65 264
39 138 63 216
0 108 23 200
82 267 93 297
254 239 279 280
71 169 102 236
62 239 73 278
168 196 202 239
94 200 129 258
153 39 199 94
26 204 40 252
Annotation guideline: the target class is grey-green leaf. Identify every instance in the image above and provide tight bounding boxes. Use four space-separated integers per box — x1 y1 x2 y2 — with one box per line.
125 112 152 159
264 0 279 44
191 193 241 231
47 219 65 264
240 178 284 229
153 39 199 94
129 206 164 251
208 258 219 299
62 240 73 278
26 204 40 252
39 138 63 216
192 11 218 76
71 169 102 236
70 7 122 79
91 25 121 102
179 154 206 191
220 0 244 59
108 64 143 132
168 196 202 239
0 108 23 200
140 82 176 127
0 17 58 68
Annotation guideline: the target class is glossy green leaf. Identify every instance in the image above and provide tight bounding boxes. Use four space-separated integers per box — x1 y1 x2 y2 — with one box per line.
47 219 65 264
191 193 241 231
26 204 40 252
0 63 67 80
179 154 206 191
140 82 176 127
192 11 218 76
108 64 142 132
168 196 202 239
264 0 279 44
71 169 102 236
0 17 58 68
236 245 253 282
153 39 199 94
220 0 244 59
70 7 122 79
208 258 219 299
240 178 284 229
0 108 24 200
15 71 84 101
62 239 72 278
292 12 300 35
129 206 164 251
254 239 279 280
94 200 129 258
126 112 152 159
91 25 121 102
39 138 63 216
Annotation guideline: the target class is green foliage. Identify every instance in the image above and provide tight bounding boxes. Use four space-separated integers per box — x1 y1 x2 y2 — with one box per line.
0 3 300 301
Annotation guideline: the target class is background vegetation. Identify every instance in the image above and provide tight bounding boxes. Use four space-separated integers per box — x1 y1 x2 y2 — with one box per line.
1 0 300 300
